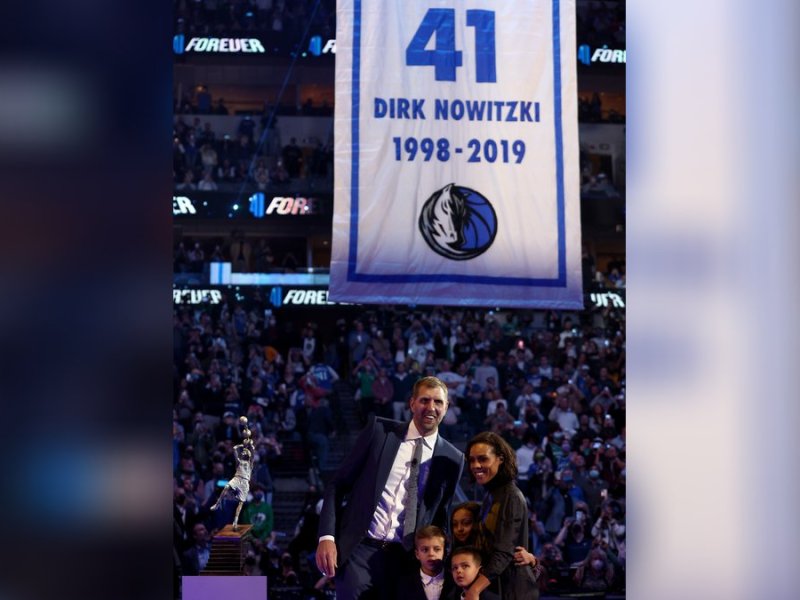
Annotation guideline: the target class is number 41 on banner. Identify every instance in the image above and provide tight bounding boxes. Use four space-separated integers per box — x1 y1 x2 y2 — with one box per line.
405 8 497 83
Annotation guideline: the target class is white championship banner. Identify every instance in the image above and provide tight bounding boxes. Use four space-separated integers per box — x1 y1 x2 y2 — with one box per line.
330 0 582 308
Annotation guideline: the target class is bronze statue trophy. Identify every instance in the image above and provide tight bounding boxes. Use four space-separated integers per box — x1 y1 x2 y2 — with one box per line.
210 417 254 531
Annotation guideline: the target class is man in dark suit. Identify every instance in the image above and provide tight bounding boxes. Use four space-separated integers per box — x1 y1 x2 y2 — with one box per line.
181 522 211 575
316 376 464 599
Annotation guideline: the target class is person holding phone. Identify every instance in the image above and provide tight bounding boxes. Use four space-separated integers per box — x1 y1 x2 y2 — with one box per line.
553 511 592 565
591 501 626 555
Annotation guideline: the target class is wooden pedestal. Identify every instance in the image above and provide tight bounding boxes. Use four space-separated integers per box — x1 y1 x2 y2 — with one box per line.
201 524 253 575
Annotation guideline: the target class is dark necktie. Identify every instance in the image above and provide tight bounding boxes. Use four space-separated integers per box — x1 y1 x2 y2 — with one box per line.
402 437 424 549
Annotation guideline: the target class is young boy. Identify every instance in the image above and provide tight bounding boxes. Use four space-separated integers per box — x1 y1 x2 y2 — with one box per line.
447 546 500 600
397 525 453 600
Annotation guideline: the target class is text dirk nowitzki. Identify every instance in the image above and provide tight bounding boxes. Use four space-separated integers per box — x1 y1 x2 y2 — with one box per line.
374 97 541 123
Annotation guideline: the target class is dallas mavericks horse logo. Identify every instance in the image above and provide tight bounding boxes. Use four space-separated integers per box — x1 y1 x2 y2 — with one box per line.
418 184 498 260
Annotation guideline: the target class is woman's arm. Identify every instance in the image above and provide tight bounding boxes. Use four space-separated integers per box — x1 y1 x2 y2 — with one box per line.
464 573 491 600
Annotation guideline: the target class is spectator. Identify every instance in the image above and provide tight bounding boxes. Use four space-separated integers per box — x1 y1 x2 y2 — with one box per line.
391 361 414 421
304 396 335 470
582 173 621 199
484 400 514 435
591 443 625 488
514 382 541 416
521 401 548 442
197 171 218 191
274 552 300 587
238 115 256 143
548 396 580 437
216 158 238 183
196 85 212 114
176 170 197 191
515 431 538 492
578 460 609 517
273 398 299 441
574 547 615 592
571 414 595 448
435 360 462 395
353 358 377 422
182 523 211 575
214 97 229 115
542 469 577 538
370 367 394 419
173 136 186 176
281 137 303 178
199 121 216 145
590 501 626 557
348 320 371 364
538 542 568 594
200 143 218 171
241 485 274 545
405 333 429 366
187 414 215 470
485 390 510 416
553 514 592 566
265 157 287 185
174 488 197 551
474 355 500 391
183 132 200 170
538 356 553 380
253 439 279 504
281 250 300 272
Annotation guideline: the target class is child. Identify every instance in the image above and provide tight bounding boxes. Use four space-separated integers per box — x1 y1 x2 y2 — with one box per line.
451 501 483 548
451 502 537 568
397 525 453 600
446 546 500 600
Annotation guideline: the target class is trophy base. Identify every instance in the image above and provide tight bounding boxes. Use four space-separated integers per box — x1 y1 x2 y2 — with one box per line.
201 524 253 575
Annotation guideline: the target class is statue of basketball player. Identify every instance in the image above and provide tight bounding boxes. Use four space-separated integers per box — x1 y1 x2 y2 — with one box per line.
210 430 254 530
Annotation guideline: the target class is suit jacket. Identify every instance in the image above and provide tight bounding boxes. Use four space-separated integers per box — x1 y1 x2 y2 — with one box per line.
318 416 464 562
397 570 455 600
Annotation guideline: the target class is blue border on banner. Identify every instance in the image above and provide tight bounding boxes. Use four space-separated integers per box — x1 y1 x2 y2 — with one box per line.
347 0 567 287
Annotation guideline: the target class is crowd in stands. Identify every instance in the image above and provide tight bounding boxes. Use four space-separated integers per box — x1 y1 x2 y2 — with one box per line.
174 234 625 292
174 0 623 57
174 234 307 275
173 107 622 198
576 0 625 48
578 92 625 124
173 114 333 192
175 88 334 118
174 0 337 54
173 295 626 597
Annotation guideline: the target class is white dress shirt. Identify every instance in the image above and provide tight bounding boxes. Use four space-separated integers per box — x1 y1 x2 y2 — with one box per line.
318 422 438 544
368 422 437 542
420 568 445 600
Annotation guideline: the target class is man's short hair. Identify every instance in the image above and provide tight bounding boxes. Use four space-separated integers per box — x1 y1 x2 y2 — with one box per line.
415 524 447 547
412 376 449 401
450 545 483 566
